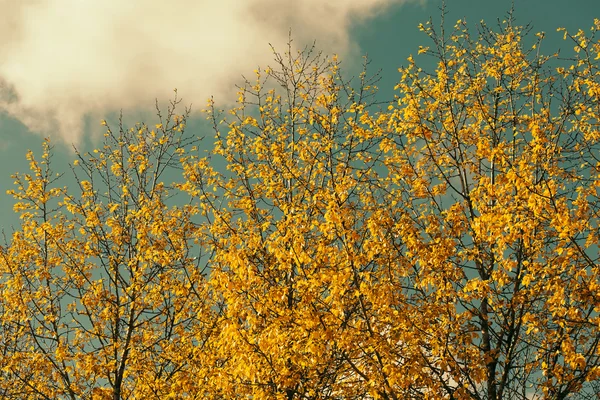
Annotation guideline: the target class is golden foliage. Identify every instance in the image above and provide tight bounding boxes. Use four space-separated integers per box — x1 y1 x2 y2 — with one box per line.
1 15 600 400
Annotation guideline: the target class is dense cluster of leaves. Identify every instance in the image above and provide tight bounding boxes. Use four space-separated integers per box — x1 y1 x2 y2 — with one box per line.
1 14 600 400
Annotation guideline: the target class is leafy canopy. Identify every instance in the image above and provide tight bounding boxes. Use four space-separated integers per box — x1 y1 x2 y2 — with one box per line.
1 14 600 400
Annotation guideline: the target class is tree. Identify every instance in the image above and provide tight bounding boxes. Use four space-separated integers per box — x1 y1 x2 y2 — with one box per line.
0 98 221 399
191 44 398 399
383 15 600 399
1 12 600 400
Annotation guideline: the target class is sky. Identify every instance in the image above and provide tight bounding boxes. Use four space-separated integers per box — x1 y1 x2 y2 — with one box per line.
0 0 598 230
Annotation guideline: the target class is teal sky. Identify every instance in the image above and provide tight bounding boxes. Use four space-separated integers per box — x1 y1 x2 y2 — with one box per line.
0 0 598 231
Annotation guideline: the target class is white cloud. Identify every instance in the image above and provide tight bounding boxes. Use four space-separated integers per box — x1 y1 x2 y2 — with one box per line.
0 0 414 144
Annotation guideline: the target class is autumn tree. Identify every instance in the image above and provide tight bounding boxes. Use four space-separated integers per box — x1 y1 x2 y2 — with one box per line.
0 97 220 399
1 11 600 400
380 14 600 399
182 43 400 399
